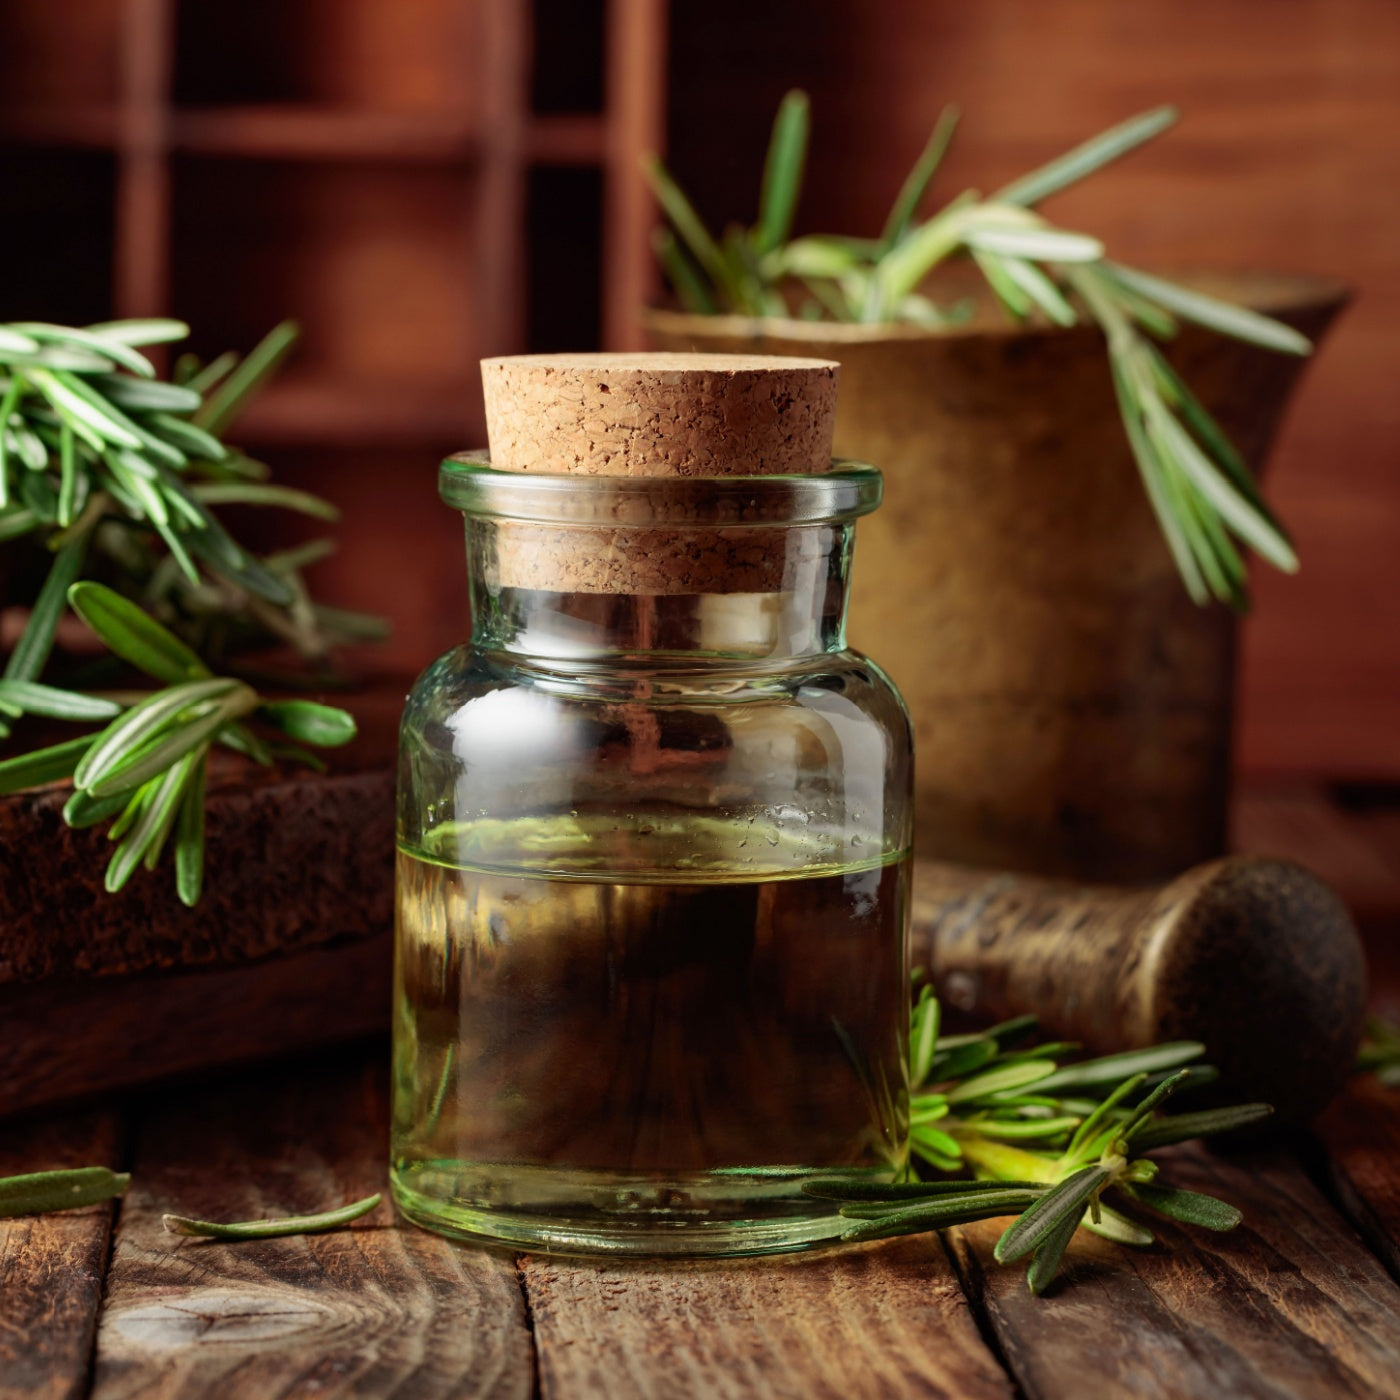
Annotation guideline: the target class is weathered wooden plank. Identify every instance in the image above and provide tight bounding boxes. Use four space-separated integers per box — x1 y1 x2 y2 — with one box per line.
0 1109 124 1400
0 937 391 1118
947 1145 1400 1400
1320 1075 1400 1284
90 1054 534 1400
521 1236 1013 1400
0 763 393 985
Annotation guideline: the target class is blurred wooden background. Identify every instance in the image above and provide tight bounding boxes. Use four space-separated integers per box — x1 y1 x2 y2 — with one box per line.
0 0 1395 781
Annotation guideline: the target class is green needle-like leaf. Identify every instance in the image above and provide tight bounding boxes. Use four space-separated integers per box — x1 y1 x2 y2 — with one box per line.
0 680 121 722
651 228 718 314
754 89 809 255
193 320 299 436
68 582 211 684
1101 263 1311 355
0 734 95 795
85 317 190 347
257 699 358 748
1126 1182 1242 1231
0 1167 130 1217
839 1188 1045 1242
1129 1104 1274 1152
881 105 960 250
1026 1196 1084 1294
947 1060 1057 1104
86 684 257 799
964 225 1105 262
644 157 736 301
995 1165 1110 1263
163 1192 381 1240
189 482 340 520
174 755 207 906
13 322 157 378
5 533 89 682
996 106 1178 207
74 677 240 791
1033 1043 1205 1096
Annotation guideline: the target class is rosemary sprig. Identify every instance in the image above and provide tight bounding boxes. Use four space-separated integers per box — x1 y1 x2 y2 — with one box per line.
646 97 1312 609
812 980 1272 1295
0 1166 130 1217
163 1192 381 1240
1 319 387 903
0 584 357 904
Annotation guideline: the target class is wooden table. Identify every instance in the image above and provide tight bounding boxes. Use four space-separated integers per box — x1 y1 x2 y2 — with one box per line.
4 781 1400 1400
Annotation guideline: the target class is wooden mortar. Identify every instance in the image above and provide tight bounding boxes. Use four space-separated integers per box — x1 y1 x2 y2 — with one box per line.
645 272 1350 880
909 853 1367 1122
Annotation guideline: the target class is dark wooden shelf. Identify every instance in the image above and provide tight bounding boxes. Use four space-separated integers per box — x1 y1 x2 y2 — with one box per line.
172 106 480 162
527 113 607 165
0 104 123 148
236 378 483 447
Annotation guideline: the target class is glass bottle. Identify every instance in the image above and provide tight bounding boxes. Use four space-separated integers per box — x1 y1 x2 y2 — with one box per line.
392 453 913 1256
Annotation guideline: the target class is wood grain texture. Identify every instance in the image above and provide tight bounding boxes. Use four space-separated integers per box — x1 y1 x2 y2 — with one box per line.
90 1055 533 1400
0 938 390 1118
0 1110 124 1400
521 1236 1011 1400
0 763 393 986
948 1145 1400 1400
1320 1075 1400 1284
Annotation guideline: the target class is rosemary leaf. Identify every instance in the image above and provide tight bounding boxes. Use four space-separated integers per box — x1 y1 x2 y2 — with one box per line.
803 1176 1046 1202
258 699 358 748
86 684 257 799
963 225 1104 262
13 322 156 379
1033 1043 1205 1096
946 1060 1058 1104
1102 262 1311 356
194 320 300 437
0 1166 130 1217
1026 1197 1084 1294
0 680 121 722
1126 1182 1242 1231
881 105 960 249
0 734 95 795
996 106 1178 207
74 677 240 791
4 533 89 682
1130 1104 1274 1152
994 1165 1111 1264
754 89 809 256
189 482 340 521
163 1192 381 1240
174 753 207 906
68 581 212 684
85 317 190 347
652 228 717 315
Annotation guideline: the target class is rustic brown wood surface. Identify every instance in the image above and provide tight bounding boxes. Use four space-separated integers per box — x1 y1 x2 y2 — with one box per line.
0 784 1397 1399
521 1237 1011 1400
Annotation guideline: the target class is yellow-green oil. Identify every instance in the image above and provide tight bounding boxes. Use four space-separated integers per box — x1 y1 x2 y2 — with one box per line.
391 815 909 1255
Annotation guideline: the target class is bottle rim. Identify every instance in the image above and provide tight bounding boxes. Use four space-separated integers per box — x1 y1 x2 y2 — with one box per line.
439 453 882 526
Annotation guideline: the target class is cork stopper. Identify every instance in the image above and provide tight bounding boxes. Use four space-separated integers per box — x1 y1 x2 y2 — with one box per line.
481 353 839 476
476 353 843 596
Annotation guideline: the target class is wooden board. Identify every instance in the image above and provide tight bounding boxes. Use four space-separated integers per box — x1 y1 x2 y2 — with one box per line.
1320 1075 1400 1282
89 1054 533 1399
522 1237 1011 1400
947 1144 1400 1399
0 1109 124 1400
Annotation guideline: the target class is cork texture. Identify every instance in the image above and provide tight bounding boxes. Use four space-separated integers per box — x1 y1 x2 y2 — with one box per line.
478 353 842 595
482 353 839 476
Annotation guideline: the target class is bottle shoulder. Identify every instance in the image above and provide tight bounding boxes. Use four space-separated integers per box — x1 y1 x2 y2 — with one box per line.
401 645 909 735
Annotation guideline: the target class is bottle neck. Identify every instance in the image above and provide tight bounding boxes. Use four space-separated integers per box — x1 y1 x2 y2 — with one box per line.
466 519 856 664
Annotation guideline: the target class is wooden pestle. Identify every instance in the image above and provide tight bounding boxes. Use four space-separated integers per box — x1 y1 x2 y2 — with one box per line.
910 855 1367 1122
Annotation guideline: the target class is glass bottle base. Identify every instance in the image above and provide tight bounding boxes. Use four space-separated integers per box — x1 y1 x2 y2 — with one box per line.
389 1161 860 1258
